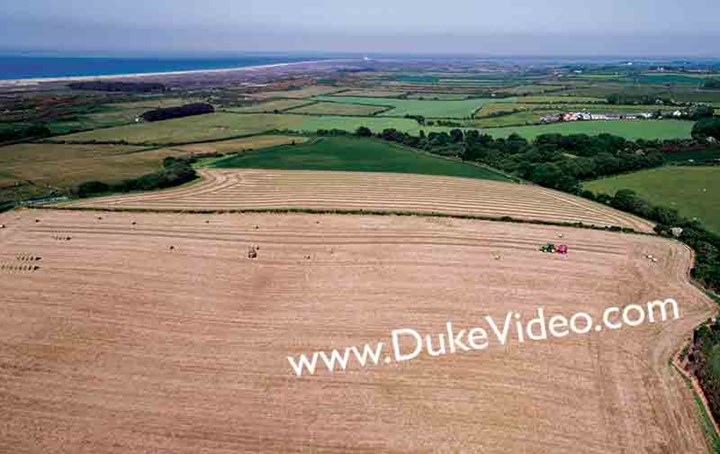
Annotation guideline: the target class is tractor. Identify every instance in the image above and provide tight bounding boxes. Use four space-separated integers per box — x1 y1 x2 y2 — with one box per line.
540 243 556 253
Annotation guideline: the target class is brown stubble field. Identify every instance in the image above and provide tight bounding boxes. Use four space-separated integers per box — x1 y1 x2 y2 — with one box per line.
64 169 655 233
0 209 712 453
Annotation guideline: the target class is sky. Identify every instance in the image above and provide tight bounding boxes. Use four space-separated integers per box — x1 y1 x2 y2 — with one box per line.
1 0 719 56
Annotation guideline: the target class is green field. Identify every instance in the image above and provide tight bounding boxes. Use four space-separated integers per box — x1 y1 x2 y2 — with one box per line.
496 84 567 95
584 166 720 233
52 110 694 146
406 93 472 100
518 96 606 104
250 86 345 99
478 102 676 118
633 74 705 85
51 112 460 145
225 99 313 113
470 110 557 128
314 95 516 118
292 115 433 134
286 101 389 116
484 120 693 140
213 137 513 181
337 89 407 98
53 113 308 145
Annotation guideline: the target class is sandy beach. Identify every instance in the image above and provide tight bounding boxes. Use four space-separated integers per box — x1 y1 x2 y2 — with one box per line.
0 59 344 88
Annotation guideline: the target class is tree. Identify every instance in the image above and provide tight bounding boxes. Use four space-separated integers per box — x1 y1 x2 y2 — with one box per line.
610 189 651 218
703 78 720 90
141 103 214 122
693 117 720 141
450 129 464 143
76 181 110 198
688 105 716 121
355 126 372 137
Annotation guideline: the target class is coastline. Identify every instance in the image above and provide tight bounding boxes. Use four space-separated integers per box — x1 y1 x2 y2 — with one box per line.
0 59 344 87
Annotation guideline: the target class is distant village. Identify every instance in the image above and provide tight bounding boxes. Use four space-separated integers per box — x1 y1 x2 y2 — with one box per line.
540 109 687 124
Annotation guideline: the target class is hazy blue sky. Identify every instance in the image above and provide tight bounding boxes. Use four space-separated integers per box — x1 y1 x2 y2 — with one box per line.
1 0 719 56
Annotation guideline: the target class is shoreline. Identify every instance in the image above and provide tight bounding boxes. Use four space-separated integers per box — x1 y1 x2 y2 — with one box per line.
0 59 346 87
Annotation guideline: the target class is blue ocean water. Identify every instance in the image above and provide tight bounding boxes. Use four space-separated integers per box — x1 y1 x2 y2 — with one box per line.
0 55 322 80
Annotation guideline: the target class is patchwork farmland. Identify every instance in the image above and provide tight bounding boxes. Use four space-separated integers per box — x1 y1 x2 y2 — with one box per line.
313 95 516 118
2 57 719 453
63 168 655 232
0 209 711 452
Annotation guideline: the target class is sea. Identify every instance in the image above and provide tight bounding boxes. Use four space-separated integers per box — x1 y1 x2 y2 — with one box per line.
0 55 326 81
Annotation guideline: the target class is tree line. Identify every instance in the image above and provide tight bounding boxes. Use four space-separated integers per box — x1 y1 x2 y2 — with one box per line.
341 119 720 293
353 126 673 192
76 156 203 198
0 124 51 144
140 103 215 122
685 318 720 425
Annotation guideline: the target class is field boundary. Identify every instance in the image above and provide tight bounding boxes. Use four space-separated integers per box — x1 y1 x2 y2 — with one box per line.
41 130 300 148
672 338 720 450
668 244 720 452
31 205 647 234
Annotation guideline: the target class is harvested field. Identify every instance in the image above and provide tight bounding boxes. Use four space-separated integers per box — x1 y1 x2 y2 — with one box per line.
0 209 711 452
65 168 654 232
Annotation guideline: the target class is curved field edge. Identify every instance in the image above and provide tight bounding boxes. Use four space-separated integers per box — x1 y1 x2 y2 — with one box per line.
210 137 517 182
0 209 711 452
673 338 720 451
651 241 718 453
55 169 655 233
670 247 720 452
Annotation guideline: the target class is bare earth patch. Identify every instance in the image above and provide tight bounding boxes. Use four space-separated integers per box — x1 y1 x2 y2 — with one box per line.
64 169 655 232
0 210 712 452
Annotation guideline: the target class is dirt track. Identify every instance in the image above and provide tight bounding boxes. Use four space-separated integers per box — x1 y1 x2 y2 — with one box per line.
62 169 655 232
0 209 711 453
